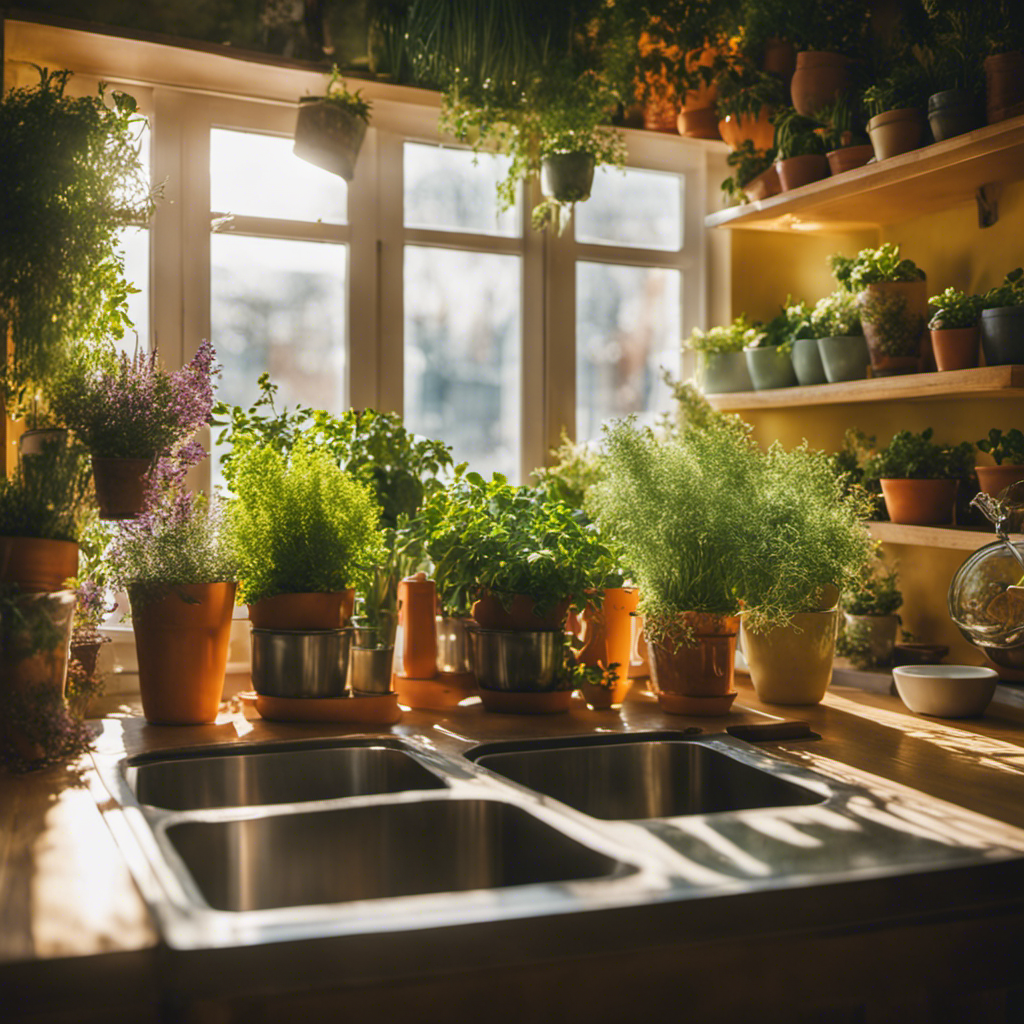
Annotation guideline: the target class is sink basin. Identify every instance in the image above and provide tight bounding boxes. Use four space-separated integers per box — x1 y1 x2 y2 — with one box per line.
166 798 629 911
468 734 824 820
126 739 447 810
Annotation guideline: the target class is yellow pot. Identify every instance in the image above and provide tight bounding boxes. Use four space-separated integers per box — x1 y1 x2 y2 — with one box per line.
741 607 839 705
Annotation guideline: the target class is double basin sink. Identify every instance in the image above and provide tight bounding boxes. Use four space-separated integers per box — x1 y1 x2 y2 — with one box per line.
95 729 1024 951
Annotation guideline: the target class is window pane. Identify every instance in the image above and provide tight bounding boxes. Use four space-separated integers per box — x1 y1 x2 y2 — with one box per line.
576 262 680 442
574 167 682 251
404 142 518 237
116 226 150 354
211 234 347 488
210 128 347 224
404 246 521 480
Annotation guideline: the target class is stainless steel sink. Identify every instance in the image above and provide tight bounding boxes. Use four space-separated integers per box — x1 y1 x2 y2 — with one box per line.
167 798 628 911
467 733 825 820
125 738 447 810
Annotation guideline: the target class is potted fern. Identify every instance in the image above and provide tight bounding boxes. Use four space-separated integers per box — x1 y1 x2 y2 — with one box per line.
293 67 372 181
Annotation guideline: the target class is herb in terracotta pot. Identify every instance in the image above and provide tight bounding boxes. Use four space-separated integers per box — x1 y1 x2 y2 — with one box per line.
927 286 983 371
771 106 828 192
816 94 872 174
979 268 1024 366
714 63 785 152
975 428 1024 498
686 314 757 394
810 289 868 383
838 556 903 669
52 341 219 520
864 428 974 525
294 66 372 182
862 61 932 160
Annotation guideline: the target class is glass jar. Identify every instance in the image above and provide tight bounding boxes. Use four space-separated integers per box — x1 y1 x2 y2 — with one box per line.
948 540 1024 651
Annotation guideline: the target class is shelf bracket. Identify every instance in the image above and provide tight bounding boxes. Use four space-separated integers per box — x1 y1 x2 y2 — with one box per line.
976 182 1002 228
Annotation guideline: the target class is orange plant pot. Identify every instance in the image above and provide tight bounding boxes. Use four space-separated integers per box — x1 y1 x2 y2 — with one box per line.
790 51 851 117
576 587 640 709
131 581 236 725
930 327 979 371
826 144 874 175
648 613 740 716
775 154 830 192
248 589 355 630
718 107 775 152
976 464 1024 498
880 478 958 525
471 592 569 632
858 279 929 376
0 536 79 593
397 573 438 679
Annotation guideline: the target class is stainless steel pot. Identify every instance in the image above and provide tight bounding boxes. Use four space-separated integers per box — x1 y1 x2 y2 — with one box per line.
251 628 351 698
469 628 572 693
436 616 473 675
349 646 395 694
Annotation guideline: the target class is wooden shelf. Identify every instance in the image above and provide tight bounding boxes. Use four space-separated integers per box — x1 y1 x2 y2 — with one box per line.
866 521 1020 552
706 365 1024 411
705 114 1024 232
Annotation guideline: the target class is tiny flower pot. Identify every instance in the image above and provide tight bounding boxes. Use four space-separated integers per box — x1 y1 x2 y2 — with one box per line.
842 612 899 667
0 536 79 593
930 327 979 371
879 478 958 525
984 51 1024 124
791 337 828 385
867 108 925 161
91 456 154 520
470 628 574 714
980 306 1024 365
742 164 781 202
575 586 639 710
858 279 928 376
927 89 980 142
648 614 740 716
248 590 355 631
746 346 798 390
826 144 874 176
540 152 596 204
817 335 871 382
293 98 367 181
698 350 754 394
976 464 1024 498
775 154 830 192
717 107 775 152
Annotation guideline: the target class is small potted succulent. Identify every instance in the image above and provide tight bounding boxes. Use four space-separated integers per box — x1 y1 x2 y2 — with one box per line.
745 300 811 390
976 429 1024 498
839 556 903 669
864 428 975 525
52 340 219 520
862 61 932 161
927 286 983 371
979 268 1024 365
686 315 756 394
810 288 868 382
771 106 829 192
293 66 371 181
831 244 928 376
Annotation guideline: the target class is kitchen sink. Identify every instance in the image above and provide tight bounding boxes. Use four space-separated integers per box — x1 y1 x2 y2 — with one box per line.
167 797 629 911
468 732 825 820
125 738 447 811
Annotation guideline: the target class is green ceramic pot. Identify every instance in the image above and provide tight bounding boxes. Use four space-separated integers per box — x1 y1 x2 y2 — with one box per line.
791 337 827 385
698 350 753 394
817 335 871 383
745 346 798 390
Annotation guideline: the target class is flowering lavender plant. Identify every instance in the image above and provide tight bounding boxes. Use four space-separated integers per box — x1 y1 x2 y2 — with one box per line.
52 340 219 460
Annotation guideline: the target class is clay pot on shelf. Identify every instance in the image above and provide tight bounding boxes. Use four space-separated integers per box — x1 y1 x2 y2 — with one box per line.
980 306 1024 365
718 107 775 152
676 45 720 140
677 106 720 139
879 478 958 525
927 89 979 142
791 337 828 386
698 350 754 394
984 51 1024 124
826 144 874 176
576 586 640 710
91 456 154 520
746 346 798 390
0 536 79 594
867 108 925 161
293 97 367 181
248 589 355 630
930 327 979 371
775 154 830 192
471 592 569 632
742 164 781 202
857 279 928 376
816 335 871 383
976 464 1024 498
131 581 236 725
762 37 796 88
790 51 850 117
648 613 740 716
470 627 575 714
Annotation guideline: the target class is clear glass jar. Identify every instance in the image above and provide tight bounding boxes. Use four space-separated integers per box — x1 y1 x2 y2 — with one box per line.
948 540 1024 650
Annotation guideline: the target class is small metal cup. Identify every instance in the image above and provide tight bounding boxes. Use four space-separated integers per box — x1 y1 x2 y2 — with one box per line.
436 615 474 675
349 646 396 694
469 628 572 693
251 628 351 698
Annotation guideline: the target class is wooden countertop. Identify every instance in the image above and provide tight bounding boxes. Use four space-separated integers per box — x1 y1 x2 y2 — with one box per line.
4 677 1024 1022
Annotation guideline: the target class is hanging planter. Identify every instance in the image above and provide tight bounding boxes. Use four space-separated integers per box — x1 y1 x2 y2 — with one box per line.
293 71 371 182
540 151 596 205
91 456 154 520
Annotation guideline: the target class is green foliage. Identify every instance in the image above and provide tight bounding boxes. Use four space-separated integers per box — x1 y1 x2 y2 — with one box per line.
0 67 156 411
720 141 776 203
864 428 974 482
927 286 982 329
842 556 903 616
810 289 862 337
980 268 1024 310
816 94 868 151
978 428 1024 466
831 428 883 519
227 441 386 605
745 299 813 355
532 432 605 512
0 441 93 542
320 65 372 121
687 315 757 355
831 243 926 290
862 58 934 117
772 106 826 160
410 469 616 617
714 63 786 120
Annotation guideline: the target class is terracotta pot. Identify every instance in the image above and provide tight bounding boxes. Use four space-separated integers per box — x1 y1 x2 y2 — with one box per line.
0 536 79 593
471 592 569 632
741 607 839 705
131 581 236 725
826 144 874 175
742 164 781 202
842 612 899 667
984 51 1024 124
629 614 652 680
879 478 958 525
91 456 153 520
930 327 979 371
576 587 640 710
976 464 1024 498
867 108 925 161
540 151 596 203
857 279 928 376
790 51 850 117
396 573 437 680
293 98 367 181
70 637 106 680
248 590 355 630
763 37 796 87
775 154 829 192
648 613 740 716
676 106 721 139
717 107 775 152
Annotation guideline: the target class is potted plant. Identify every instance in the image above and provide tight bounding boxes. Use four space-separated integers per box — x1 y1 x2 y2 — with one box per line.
817 94 873 175
927 286 983 371
0 67 155 415
786 0 865 117
839 556 903 669
293 65 372 181
810 288 869 383
771 106 829 192
924 10 984 141
52 340 219 520
832 244 928 376
744 301 810 390
976 429 1024 498
862 61 932 161
979 268 1024 365
720 140 779 205
864 428 974 525
714 63 785 152
686 315 756 394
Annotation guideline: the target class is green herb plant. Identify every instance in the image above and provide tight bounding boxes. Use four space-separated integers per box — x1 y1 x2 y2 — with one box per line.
831 428 883 519
714 62 786 121
927 286 982 329
816 94 868 151
978 428 1024 466
745 299 813 356
532 432 605 513
319 65 372 121
830 243 926 290
810 290 862 337
862 59 934 118
864 428 974 482
842 557 903 616
686 314 756 355
0 441 93 542
980 268 1024 310
772 106 826 160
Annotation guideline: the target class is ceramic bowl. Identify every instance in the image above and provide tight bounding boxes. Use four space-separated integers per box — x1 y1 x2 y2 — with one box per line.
892 664 997 718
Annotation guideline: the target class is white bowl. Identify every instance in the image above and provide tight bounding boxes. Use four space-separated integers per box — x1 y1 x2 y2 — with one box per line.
892 665 998 718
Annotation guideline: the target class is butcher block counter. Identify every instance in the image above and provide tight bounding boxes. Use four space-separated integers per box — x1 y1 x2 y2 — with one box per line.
3 677 1024 1024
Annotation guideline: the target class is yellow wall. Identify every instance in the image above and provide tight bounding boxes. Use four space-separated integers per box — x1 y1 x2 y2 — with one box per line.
728 181 1024 667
